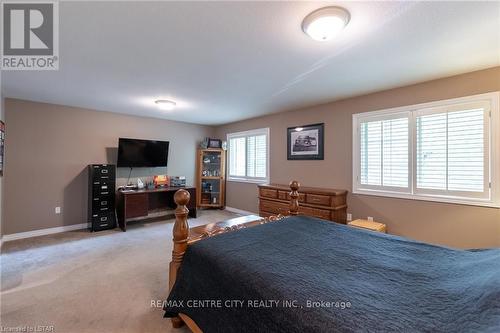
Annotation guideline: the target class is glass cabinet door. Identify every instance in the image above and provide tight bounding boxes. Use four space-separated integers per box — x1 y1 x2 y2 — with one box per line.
200 150 222 206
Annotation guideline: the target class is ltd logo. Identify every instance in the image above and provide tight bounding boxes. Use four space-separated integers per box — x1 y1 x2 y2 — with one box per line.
1 1 59 70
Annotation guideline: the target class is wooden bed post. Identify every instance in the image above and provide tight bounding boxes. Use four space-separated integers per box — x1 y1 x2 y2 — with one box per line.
169 189 190 328
289 180 300 216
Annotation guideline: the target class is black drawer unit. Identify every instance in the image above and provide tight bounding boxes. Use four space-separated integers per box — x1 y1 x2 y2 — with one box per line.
88 164 116 231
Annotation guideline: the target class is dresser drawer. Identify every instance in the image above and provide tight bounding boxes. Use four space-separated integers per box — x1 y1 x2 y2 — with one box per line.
278 190 287 200
285 192 306 202
306 194 331 206
259 199 289 215
299 206 331 220
260 188 278 199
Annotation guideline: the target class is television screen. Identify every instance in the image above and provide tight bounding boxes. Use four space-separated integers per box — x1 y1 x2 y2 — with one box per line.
117 138 169 168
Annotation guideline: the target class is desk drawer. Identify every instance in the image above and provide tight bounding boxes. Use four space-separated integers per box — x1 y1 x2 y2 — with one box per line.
125 193 148 218
306 194 331 206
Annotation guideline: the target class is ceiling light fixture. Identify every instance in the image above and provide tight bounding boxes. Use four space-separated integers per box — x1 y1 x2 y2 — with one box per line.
155 99 176 111
302 6 350 42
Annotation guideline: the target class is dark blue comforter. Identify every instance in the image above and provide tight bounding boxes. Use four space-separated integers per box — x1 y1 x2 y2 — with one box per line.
164 216 500 332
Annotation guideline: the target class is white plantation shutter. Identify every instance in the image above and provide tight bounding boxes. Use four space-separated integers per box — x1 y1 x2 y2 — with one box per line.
353 92 498 207
229 137 246 177
228 128 269 182
416 103 489 197
360 115 409 190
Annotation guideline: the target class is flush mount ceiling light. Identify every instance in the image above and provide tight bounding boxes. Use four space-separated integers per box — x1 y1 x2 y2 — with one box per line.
302 6 350 42
155 99 176 111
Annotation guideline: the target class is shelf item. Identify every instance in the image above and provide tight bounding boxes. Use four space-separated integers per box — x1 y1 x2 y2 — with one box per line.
196 148 226 208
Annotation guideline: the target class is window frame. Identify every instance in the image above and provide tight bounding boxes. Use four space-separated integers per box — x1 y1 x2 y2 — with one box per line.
352 92 500 208
227 127 270 184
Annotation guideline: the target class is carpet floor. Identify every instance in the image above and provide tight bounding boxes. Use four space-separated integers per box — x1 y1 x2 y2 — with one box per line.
1 210 239 333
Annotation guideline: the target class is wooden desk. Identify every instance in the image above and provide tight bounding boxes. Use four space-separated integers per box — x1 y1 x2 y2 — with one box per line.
116 187 197 231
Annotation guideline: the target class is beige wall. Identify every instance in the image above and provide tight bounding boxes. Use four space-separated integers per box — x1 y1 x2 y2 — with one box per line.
3 99 213 235
215 67 500 249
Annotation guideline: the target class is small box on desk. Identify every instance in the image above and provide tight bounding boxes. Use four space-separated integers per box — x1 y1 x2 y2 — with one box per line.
170 176 186 187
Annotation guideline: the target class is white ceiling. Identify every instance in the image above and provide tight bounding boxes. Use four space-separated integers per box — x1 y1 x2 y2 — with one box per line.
2 1 499 125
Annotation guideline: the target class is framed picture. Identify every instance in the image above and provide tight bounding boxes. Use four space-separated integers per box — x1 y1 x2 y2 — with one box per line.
0 121 4 176
287 123 324 160
208 138 222 149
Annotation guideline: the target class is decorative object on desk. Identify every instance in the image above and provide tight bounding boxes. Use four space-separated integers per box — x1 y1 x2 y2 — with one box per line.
197 148 226 209
0 121 4 176
200 137 209 149
154 175 170 187
171 176 186 187
208 138 222 149
137 178 145 189
287 123 324 160
146 181 155 190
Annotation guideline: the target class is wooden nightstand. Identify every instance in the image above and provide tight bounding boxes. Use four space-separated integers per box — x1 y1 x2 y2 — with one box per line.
348 219 387 233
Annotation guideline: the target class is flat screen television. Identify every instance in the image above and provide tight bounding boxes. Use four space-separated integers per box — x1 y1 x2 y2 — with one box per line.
117 138 169 168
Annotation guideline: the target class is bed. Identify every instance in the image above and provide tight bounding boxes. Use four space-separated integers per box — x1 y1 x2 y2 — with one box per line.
164 181 500 332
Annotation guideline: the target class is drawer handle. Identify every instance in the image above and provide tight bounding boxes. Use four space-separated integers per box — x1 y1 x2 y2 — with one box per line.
100 207 108 211
101 176 109 179
101 169 108 174
92 214 98 217
101 192 109 195
101 185 108 190
101 201 107 206
100 217 108 222
99 223 108 227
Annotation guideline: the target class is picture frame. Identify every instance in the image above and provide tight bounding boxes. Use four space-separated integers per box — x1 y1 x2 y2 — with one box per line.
208 138 222 149
0 121 4 176
287 123 324 160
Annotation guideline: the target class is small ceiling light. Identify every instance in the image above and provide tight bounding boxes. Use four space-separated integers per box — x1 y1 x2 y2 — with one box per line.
155 99 176 111
302 6 350 42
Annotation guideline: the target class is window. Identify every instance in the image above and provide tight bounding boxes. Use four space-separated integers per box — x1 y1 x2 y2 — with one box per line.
227 128 269 183
353 92 499 207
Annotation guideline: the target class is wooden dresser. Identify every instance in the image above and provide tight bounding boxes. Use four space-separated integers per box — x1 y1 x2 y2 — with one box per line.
258 184 348 224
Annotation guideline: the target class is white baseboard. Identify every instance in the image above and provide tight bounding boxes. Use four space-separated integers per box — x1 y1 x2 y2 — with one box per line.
2 223 88 242
224 206 256 216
